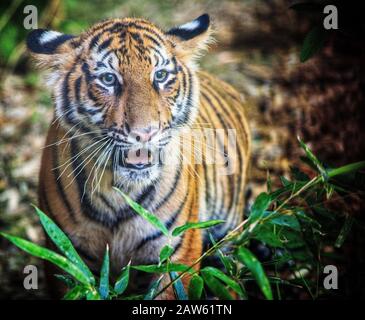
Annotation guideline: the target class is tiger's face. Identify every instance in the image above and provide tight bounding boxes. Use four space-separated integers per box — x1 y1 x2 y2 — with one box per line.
27 15 212 187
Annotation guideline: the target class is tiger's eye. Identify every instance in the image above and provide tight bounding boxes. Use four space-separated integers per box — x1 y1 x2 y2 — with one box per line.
99 72 116 86
154 69 168 82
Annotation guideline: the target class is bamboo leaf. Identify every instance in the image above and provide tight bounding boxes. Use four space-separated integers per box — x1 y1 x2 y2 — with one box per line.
63 285 87 300
235 247 273 300
54 274 75 288
32 205 95 284
99 245 109 299
201 269 234 300
86 288 101 300
201 266 244 297
209 233 236 275
114 188 169 236
133 263 191 274
159 245 174 264
298 137 328 179
300 26 326 62
0 232 92 286
172 220 225 237
114 261 131 295
188 274 204 300
335 217 354 248
144 275 164 300
249 192 271 222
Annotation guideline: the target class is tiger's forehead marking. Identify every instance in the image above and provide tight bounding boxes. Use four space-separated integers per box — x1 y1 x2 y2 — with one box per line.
85 18 171 69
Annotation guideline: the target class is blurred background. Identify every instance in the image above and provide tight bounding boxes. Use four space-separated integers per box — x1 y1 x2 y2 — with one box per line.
0 0 364 299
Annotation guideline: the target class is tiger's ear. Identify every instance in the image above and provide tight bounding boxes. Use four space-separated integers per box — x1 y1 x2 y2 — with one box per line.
26 29 77 67
166 14 213 61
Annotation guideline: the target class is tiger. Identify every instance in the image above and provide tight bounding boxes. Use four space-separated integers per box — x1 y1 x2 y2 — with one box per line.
26 14 251 299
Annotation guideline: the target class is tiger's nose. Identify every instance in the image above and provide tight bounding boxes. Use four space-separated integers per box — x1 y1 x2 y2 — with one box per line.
129 125 160 143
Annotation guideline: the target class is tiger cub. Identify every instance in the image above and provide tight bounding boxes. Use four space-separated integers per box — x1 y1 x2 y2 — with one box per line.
27 14 251 298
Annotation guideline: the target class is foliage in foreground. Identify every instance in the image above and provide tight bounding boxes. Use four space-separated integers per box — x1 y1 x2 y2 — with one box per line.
1 138 364 300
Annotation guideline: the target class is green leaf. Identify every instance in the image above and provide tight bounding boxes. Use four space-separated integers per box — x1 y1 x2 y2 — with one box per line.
201 269 234 300
249 192 271 222
114 188 169 236
114 261 131 295
188 274 204 300
264 211 301 232
335 217 354 248
201 266 244 297
32 205 95 284
99 245 109 299
280 176 291 187
144 275 164 300
253 224 285 248
172 220 225 237
300 26 326 62
170 271 188 300
133 263 191 274
208 233 236 275
159 245 174 264
54 274 75 288
63 285 87 300
235 247 273 300
0 232 92 286
298 137 328 179
86 288 101 300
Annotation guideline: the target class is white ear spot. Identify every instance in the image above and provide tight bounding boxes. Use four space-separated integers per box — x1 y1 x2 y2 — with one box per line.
179 20 200 31
39 31 63 45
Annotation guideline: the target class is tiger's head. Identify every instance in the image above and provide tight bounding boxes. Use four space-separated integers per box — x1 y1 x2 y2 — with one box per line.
27 15 212 187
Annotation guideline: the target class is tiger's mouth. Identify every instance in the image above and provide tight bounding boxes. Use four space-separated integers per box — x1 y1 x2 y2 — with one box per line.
113 147 161 171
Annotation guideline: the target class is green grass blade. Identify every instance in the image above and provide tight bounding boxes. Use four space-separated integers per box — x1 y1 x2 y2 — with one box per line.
172 220 225 237
235 247 273 300
114 188 169 236
0 232 92 286
188 274 204 300
114 261 131 295
99 245 109 299
170 271 188 300
32 205 95 284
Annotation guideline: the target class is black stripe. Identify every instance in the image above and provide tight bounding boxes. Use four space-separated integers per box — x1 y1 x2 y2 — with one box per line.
154 159 182 211
74 76 82 103
51 144 77 223
69 139 121 229
98 38 112 52
61 64 76 125
135 187 190 251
